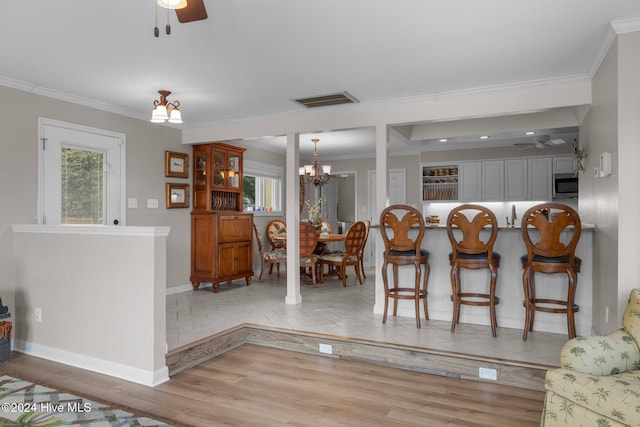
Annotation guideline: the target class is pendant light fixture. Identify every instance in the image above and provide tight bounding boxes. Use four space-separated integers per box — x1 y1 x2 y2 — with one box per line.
150 90 183 124
299 138 332 187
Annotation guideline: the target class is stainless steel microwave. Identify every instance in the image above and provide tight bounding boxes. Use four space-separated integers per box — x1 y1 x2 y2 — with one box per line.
553 173 578 199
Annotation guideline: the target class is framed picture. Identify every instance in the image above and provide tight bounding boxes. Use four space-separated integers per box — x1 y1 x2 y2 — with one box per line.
166 183 190 209
165 151 189 178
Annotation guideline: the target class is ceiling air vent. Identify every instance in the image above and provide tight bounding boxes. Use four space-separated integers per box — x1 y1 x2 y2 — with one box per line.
293 91 359 108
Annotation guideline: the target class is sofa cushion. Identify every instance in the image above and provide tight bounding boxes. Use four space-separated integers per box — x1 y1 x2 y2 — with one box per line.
545 368 640 426
561 329 640 375
622 288 640 345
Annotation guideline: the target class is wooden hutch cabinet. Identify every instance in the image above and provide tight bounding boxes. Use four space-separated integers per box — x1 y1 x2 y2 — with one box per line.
190 143 254 292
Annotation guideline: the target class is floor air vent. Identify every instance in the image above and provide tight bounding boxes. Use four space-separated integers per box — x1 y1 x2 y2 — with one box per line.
293 91 359 108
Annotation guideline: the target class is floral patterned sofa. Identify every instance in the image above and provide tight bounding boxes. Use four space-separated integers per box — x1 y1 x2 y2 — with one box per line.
541 289 640 426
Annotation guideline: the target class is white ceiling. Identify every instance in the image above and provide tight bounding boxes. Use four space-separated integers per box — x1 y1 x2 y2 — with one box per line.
3 1 640 157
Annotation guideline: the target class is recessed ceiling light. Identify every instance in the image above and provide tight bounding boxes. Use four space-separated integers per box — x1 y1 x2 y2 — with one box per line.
480 135 489 139
439 139 448 142
525 131 535 135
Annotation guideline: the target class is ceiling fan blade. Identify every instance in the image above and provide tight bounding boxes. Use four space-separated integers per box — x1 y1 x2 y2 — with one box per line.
176 0 208 23
548 139 566 145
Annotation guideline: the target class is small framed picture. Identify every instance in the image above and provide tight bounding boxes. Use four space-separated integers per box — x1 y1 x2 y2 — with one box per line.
165 151 189 178
166 183 190 209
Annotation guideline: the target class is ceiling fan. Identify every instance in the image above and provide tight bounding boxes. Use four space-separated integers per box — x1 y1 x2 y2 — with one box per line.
514 137 566 150
155 0 208 37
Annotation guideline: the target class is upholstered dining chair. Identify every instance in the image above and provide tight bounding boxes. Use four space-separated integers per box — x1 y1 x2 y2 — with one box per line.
319 221 367 287
299 221 319 287
520 202 582 340
358 220 371 280
266 219 286 274
446 204 500 337
252 223 287 282
379 204 430 328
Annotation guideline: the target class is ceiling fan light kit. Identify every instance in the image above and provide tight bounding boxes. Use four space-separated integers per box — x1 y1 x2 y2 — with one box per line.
157 0 187 10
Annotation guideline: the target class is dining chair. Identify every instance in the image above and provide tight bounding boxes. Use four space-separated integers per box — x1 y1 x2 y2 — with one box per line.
252 223 287 282
379 204 430 328
313 217 333 256
318 221 367 287
359 220 371 280
299 221 319 287
446 204 500 337
520 202 582 340
266 219 287 275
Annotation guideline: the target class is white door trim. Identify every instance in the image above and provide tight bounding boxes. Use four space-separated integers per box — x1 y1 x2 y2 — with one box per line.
37 117 126 225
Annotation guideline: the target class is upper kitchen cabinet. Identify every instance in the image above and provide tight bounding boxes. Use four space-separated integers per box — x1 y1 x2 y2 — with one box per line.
422 164 459 201
505 158 528 201
482 160 504 201
553 155 577 175
459 162 482 202
422 155 568 203
528 157 553 201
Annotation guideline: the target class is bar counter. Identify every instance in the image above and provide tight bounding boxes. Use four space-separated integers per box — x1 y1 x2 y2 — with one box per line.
372 224 595 336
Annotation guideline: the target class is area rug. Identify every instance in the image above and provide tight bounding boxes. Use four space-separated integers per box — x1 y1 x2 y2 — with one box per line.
0 375 173 426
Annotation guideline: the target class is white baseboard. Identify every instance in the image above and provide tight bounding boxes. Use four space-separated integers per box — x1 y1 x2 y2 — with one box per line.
166 282 212 295
13 339 169 387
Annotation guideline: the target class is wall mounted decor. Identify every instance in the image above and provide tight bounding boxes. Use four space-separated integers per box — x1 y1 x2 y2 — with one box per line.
165 151 189 178
166 183 190 208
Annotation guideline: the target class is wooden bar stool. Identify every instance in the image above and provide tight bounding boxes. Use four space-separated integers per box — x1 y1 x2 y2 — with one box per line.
446 204 500 337
379 204 430 328
520 203 582 340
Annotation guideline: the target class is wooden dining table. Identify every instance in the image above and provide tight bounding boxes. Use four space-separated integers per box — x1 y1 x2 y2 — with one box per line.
271 233 346 244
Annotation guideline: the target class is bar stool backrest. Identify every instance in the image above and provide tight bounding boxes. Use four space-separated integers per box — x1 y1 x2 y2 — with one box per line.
379 204 425 255
447 204 499 259
521 202 581 262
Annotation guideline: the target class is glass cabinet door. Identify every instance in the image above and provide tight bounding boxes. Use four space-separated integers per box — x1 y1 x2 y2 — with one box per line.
228 153 240 189
212 149 226 188
194 149 207 186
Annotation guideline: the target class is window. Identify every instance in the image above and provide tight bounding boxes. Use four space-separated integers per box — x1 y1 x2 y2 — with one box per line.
39 118 125 225
243 160 283 214
61 147 104 224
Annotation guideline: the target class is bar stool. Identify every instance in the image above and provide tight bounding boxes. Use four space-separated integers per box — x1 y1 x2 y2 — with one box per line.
520 203 581 340
446 204 500 337
379 204 430 328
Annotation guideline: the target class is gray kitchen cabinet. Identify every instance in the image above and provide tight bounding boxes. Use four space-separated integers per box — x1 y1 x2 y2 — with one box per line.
528 157 553 201
482 160 504 201
505 158 528 201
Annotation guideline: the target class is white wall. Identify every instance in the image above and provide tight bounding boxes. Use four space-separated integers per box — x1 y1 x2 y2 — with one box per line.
0 85 189 321
579 37 620 334
12 225 169 386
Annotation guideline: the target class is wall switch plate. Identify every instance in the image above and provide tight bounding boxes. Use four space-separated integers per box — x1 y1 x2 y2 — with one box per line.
479 367 497 380
35 307 42 322
319 343 333 355
127 198 138 209
147 199 158 209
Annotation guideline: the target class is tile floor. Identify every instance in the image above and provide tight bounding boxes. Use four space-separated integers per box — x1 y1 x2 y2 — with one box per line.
166 268 567 366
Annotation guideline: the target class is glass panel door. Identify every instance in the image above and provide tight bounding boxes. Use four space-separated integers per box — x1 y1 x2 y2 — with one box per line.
61 147 105 224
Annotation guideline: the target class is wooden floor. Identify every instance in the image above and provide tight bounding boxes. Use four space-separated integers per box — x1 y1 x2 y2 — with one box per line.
0 346 545 426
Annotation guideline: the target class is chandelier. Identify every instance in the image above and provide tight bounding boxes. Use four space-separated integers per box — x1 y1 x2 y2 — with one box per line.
150 90 183 124
299 138 332 187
